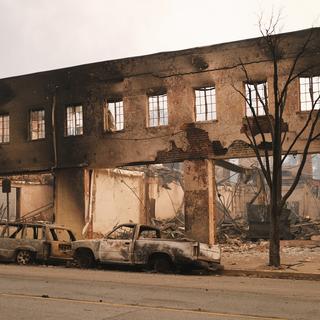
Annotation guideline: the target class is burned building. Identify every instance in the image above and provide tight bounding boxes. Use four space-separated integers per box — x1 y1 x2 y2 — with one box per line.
0 28 320 242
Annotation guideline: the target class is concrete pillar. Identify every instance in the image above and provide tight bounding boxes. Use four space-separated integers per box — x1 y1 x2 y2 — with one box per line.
54 168 86 239
184 159 216 244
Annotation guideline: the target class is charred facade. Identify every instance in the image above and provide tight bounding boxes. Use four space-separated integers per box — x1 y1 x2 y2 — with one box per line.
1 28 320 242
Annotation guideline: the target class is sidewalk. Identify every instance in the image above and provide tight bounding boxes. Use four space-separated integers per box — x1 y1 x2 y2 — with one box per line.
219 239 320 280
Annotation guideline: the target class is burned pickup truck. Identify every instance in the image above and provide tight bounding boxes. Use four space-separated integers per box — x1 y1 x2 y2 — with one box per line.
72 223 221 272
0 222 76 265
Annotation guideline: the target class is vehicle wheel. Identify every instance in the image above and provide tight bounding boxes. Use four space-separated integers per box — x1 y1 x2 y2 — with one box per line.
16 250 34 265
151 255 173 274
76 250 95 269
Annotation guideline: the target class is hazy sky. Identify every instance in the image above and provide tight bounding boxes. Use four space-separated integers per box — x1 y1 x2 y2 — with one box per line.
0 0 319 79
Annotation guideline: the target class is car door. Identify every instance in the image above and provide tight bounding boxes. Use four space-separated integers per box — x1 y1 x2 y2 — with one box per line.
99 225 135 264
21 225 45 259
46 227 74 260
0 224 24 260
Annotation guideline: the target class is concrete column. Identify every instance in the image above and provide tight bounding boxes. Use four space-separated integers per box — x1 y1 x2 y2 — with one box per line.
54 168 86 239
184 159 216 244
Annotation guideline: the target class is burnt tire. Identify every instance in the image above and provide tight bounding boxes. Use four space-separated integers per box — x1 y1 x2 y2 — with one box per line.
16 250 34 265
151 255 173 274
75 250 95 269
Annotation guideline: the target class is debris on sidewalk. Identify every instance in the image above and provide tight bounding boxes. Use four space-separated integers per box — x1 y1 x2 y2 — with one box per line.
221 235 320 275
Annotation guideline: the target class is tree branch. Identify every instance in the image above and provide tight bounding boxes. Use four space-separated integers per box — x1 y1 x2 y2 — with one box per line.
232 64 273 183
278 29 314 111
244 116 272 188
254 82 275 140
281 130 287 146
282 91 320 164
281 99 320 208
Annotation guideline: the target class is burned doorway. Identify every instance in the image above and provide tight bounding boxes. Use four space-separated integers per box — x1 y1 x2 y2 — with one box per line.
89 163 185 238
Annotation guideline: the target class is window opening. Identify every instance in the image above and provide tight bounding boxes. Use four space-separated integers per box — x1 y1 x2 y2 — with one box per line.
300 76 320 111
107 225 134 240
49 228 58 241
8 225 23 239
195 87 216 121
30 110 45 140
148 94 168 127
245 82 267 116
0 114 9 143
66 105 83 136
104 100 124 131
138 227 160 239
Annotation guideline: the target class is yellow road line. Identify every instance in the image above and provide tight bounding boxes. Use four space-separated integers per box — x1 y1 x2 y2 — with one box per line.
0 292 288 320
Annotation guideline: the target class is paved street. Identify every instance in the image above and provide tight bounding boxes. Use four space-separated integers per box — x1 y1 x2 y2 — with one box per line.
0 264 319 320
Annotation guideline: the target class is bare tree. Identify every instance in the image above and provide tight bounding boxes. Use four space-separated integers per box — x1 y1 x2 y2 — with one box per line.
234 18 320 267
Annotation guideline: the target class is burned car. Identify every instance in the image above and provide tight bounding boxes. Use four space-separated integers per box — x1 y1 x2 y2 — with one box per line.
0 222 76 265
72 223 221 272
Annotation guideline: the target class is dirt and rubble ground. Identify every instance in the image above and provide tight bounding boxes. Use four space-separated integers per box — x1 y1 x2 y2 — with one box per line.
221 239 320 275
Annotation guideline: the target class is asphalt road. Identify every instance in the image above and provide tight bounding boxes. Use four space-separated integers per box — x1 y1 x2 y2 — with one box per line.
0 264 319 320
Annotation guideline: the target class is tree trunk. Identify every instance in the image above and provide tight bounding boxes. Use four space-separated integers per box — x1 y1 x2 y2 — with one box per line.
269 157 281 267
269 197 280 267
269 87 282 267
269 74 282 267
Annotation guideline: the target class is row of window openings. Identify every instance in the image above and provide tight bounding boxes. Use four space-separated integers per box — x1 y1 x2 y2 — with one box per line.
0 110 45 144
246 76 320 116
66 76 320 133
0 77 319 143
0 88 214 143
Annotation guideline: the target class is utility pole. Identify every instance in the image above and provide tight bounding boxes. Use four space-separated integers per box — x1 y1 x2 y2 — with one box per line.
2 178 11 236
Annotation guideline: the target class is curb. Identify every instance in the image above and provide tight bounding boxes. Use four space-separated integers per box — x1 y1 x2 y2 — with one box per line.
218 269 320 281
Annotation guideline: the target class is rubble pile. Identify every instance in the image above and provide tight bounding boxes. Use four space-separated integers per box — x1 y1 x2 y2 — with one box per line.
218 213 320 242
290 218 320 240
217 218 248 243
151 213 185 239
221 238 269 254
216 217 267 254
151 209 320 243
